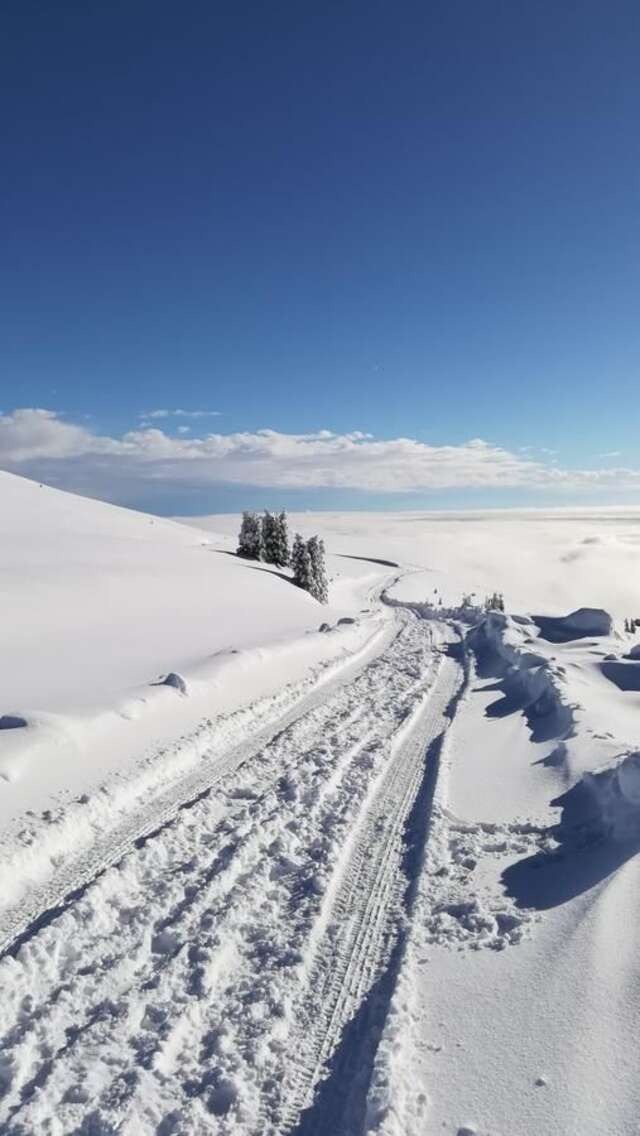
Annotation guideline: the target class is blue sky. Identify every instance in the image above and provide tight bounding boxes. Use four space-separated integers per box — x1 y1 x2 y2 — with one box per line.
2 1 640 512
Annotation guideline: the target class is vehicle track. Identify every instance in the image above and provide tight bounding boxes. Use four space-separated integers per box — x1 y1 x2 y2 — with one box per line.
0 614 397 962
274 646 461 1134
0 609 456 1135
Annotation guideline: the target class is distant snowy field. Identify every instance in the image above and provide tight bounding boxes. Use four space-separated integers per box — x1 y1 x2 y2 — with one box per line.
187 506 640 618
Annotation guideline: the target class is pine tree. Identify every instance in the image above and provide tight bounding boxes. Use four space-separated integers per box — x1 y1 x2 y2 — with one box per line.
261 511 278 564
307 535 328 604
485 591 504 612
275 510 290 567
237 511 263 560
261 510 289 567
291 533 313 593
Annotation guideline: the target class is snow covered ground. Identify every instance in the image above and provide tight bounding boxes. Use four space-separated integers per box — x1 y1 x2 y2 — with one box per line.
2 476 640 1135
0 474 388 823
187 508 640 621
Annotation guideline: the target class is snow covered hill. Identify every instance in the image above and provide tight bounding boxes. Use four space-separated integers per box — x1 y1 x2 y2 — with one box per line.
2 476 640 1135
1 474 380 716
0 473 389 821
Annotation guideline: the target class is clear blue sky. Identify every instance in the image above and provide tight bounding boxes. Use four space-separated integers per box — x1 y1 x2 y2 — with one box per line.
2 1 640 512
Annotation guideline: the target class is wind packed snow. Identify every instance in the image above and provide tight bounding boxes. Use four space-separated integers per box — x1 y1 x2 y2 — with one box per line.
1 475 640 1135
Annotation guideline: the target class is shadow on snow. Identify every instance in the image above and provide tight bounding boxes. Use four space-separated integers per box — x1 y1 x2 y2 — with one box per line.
502 776 640 911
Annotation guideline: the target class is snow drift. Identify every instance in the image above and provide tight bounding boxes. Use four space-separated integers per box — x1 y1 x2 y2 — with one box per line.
565 751 640 843
533 607 613 643
469 611 576 744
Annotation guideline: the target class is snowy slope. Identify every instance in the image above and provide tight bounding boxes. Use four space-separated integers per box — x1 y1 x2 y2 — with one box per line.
0 474 391 823
1 475 383 715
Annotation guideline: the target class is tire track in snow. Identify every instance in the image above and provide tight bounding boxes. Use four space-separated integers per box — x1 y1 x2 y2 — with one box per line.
275 645 462 1135
0 615 397 964
0 611 450 1135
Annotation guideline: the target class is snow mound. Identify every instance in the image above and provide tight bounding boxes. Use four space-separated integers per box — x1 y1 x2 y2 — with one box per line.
601 659 640 692
470 612 575 744
577 752 640 842
154 672 188 695
0 716 27 730
533 607 613 643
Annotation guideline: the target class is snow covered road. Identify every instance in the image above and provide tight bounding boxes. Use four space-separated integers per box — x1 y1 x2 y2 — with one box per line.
0 610 461 1135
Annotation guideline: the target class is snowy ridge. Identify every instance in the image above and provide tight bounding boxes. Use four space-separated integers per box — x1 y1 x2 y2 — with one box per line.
470 610 577 745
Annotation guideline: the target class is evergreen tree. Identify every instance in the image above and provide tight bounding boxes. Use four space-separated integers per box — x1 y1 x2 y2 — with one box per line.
485 591 505 613
261 510 289 567
292 533 314 593
307 535 328 604
261 511 279 564
237 511 263 560
275 510 290 567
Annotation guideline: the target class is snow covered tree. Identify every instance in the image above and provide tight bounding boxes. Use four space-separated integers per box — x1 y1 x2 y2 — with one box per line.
291 533 314 593
261 511 278 564
290 532 328 602
237 511 263 560
275 510 290 567
307 536 328 604
484 591 505 613
261 510 289 567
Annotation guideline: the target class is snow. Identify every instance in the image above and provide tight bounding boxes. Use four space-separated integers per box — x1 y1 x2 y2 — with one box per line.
0 472 390 822
2 476 640 1134
186 508 640 621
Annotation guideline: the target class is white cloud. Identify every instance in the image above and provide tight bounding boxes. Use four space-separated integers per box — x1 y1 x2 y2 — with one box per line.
1 408 640 499
518 445 558 456
143 408 222 420
0 408 120 461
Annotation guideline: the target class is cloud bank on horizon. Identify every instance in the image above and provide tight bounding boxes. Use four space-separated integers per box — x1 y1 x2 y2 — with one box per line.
1 408 639 507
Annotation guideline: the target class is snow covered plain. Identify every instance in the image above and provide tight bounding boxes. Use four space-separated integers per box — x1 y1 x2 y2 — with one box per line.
2 477 640 1135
